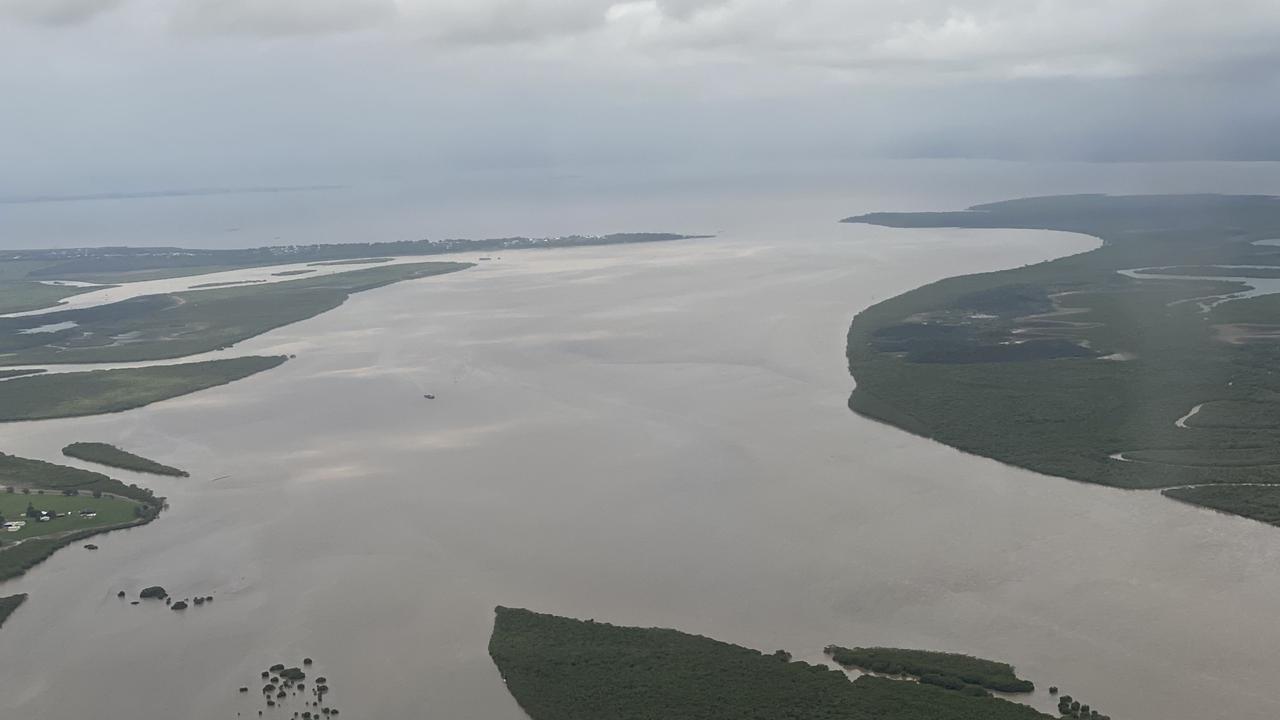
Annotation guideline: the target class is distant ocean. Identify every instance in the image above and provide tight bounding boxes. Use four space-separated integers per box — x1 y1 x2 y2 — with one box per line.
4 160 1280 250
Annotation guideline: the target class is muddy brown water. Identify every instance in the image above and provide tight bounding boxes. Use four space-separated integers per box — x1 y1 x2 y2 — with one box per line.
3 202 1280 719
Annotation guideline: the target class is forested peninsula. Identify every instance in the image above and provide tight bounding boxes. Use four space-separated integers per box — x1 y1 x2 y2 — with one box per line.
489 607 1060 720
845 194 1280 526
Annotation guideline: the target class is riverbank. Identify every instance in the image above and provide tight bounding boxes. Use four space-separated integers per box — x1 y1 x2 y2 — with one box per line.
845 194 1280 526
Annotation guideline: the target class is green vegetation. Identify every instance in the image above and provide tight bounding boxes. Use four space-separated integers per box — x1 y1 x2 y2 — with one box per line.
825 646 1034 694
0 492 142 541
7 232 700 284
0 452 158 503
0 263 470 365
0 260 109 314
0 593 26 629
845 194 1280 524
490 607 1051 720
62 442 188 477
189 279 267 289
0 356 285 422
1139 265 1280 278
1164 484 1280 525
0 453 161 583
1055 693 1111 720
0 282 99 314
0 368 44 379
309 257 393 266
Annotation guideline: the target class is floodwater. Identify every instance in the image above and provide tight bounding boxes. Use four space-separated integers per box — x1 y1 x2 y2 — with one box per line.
5 183 1280 720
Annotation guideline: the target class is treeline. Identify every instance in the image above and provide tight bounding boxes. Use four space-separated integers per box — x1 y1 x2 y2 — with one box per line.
489 607 1052 720
825 646 1034 694
0 452 159 504
62 442 188 477
0 593 25 629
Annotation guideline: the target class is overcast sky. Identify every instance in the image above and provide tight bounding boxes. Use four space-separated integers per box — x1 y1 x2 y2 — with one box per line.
3 0 1280 195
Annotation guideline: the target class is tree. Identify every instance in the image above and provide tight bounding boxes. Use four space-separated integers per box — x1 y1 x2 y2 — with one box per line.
25 503 38 518
92 489 103 498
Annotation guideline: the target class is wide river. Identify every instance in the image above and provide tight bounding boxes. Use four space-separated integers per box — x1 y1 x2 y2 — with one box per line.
5 179 1280 719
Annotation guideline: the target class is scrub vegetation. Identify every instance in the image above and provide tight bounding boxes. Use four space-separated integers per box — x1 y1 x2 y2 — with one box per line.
0 260 108 314
0 263 471 365
0 453 158 504
0 356 286 422
1163 484 1280 524
6 233 699 285
489 607 1051 720
62 442 188 477
845 194 1280 525
0 593 26 629
0 369 44 379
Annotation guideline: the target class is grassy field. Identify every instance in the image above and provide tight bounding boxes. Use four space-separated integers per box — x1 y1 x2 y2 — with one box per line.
825 646 1033 694
0 356 285 422
845 194 1280 525
0 492 143 542
0 453 161 583
0 262 471 365
490 607 1052 720
62 442 188 477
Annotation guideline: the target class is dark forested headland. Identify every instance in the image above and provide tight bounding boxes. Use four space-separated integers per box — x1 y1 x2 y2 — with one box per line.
844 194 1280 526
62 443 188 477
489 607 1054 720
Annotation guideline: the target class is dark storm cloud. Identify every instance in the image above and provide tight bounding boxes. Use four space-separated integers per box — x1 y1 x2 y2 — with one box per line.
0 0 1278 197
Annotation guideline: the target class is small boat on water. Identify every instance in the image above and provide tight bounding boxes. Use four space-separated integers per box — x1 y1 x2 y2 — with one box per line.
424 394 436 400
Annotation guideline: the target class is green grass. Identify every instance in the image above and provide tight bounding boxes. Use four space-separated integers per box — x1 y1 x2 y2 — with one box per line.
825 646 1033 694
0 518 155 583
0 453 162 582
0 356 286 422
62 442 188 477
0 262 472 365
0 492 143 541
0 593 26 629
490 607 1051 720
0 281 101 315
845 194 1280 523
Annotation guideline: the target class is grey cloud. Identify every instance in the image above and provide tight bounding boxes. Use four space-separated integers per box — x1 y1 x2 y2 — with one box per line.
169 0 396 36
0 0 122 25
403 0 611 46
